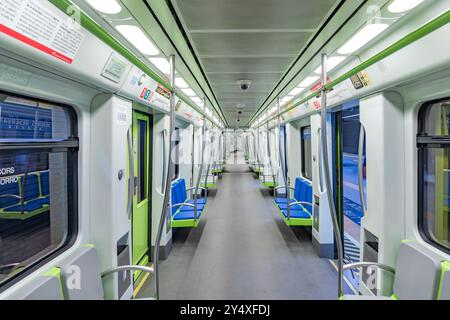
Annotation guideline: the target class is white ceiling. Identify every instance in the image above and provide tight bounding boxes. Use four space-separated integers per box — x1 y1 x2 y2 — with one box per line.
172 0 339 126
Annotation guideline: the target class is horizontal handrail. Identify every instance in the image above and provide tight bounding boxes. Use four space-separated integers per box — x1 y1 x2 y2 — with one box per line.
343 262 395 274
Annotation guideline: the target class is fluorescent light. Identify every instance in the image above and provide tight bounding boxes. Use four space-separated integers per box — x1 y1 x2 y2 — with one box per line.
115 25 159 56
182 88 196 97
388 0 424 13
175 77 189 89
287 87 304 96
281 96 293 104
338 24 389 54
149 57 171 75
86 0 122 14
314 56 347 74
191 97 202 104
298 76 319 88
268 106 278 114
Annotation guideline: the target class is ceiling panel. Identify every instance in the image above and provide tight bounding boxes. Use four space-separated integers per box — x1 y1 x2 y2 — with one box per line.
191 33 312 56
172 0 340 125
174 0 337 30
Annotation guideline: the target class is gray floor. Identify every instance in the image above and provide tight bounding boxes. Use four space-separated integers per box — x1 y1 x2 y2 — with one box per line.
139 157 341 300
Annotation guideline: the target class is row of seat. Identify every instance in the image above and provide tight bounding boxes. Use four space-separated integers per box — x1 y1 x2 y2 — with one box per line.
342 241 450 300
7 246 153 300
274 177 313 227
0 171 50 220
171 179 207 228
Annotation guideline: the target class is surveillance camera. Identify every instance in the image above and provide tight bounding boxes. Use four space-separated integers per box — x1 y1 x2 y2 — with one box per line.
237 80 252 91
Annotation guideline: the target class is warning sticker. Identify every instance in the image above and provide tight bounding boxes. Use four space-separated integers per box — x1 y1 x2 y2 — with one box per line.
0 0 84 64
350 71 372 90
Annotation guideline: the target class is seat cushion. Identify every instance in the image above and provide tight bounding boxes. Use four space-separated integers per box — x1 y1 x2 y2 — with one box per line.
28 197 50 206
281 209 311 219
173 209 203 221
274 198 295 204
179 203 205 211
186 198 206 205
4 202 43 212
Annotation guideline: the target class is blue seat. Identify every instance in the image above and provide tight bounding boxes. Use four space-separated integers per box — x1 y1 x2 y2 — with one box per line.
280 209 311 219
22 174 40 202
171 179 206 228
274 177 313 227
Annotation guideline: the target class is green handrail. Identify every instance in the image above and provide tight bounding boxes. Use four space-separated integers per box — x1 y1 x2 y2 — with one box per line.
48 0 221 126
256 9 450 128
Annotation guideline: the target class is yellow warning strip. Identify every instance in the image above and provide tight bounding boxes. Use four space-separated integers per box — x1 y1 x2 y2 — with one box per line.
133 264 153 298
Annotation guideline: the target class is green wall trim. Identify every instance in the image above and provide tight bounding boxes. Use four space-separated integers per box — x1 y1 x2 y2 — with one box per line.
48 0 217 126
257 9 450 128
44 267 65 299
437 261 450 300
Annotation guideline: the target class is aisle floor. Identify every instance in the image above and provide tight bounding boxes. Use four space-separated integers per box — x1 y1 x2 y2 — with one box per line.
139 156 341 300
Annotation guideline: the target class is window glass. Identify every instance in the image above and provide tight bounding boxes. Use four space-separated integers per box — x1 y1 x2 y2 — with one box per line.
174 128 180 180
137 119 147 203
301 126 312 180
419 99 450 252
0 93 77 287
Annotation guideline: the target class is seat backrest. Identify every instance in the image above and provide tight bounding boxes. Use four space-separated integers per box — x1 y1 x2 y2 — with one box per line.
40 171 49 196
171 180 179 215
438 261 450 300
298 178 307 203
180 179 187 202
177 179 187 203
7 273 63 300
293 178 302 201
58 246 104 300
0 179 20 208
393 242 443 300
22 173 40 201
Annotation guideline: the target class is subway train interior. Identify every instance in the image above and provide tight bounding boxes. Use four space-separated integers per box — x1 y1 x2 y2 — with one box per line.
0 0 449 303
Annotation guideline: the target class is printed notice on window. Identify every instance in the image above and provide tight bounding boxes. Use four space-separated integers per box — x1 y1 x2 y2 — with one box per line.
0 0 85 64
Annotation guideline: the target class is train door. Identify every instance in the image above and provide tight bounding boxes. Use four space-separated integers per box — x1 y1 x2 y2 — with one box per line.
333 101 366 291
132 111 152 280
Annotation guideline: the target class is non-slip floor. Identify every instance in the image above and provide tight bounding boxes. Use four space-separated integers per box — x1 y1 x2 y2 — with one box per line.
138 159 341 300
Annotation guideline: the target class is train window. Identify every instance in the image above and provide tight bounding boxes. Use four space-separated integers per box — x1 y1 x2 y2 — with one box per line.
174 128 180 180
137 119 148 202
418 99 450 252
301 126 312 180
0 93 78 288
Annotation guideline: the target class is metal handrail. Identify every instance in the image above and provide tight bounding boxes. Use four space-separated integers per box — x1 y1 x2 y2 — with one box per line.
358 125 368 215
343 262 395 274
317 127 326 194
101 265 154 278
153 55 176 300
320 54 344 298
193 98 207 222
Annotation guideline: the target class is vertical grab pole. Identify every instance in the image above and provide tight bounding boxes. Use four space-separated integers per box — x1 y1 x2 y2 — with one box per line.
153 55 176 300
320 53 344 298
266 110 276 189
194 98 207 221
358 126 367 215
277 97 290 219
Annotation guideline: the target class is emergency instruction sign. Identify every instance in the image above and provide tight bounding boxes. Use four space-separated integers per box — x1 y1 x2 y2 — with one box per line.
0 0 84 64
